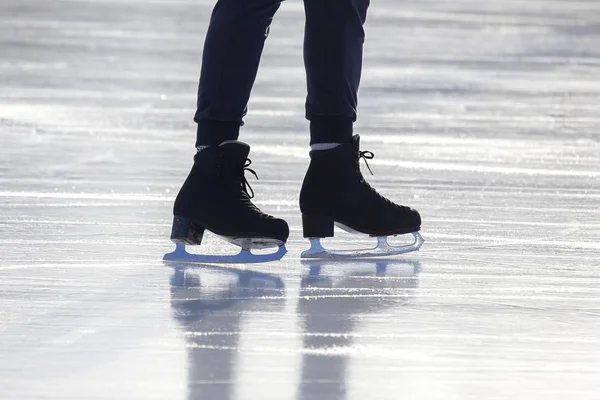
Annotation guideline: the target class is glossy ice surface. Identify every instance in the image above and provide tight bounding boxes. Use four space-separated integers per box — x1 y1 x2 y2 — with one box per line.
1 0 599 399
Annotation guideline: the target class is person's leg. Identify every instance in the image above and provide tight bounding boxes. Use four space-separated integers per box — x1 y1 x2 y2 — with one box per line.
299 0 422 255
194 0 283 147
168 0 289 261
303 0 370 146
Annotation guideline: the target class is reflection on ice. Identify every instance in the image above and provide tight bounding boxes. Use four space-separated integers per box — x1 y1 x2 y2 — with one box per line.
165 260 420 400
298 259 420 400
167 262 285 400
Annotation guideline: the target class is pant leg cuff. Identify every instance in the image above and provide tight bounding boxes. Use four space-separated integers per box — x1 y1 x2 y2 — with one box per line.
309 116 354 145
195 120 241 147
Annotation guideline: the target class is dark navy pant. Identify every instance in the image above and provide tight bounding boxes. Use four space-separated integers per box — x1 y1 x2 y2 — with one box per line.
194 0 370 146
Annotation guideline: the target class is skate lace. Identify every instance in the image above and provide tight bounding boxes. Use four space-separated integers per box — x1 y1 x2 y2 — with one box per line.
356 149 411 211
360 151 375 175
241 158 259 199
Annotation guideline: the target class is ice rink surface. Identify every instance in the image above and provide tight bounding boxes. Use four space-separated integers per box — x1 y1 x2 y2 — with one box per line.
1 0 600 399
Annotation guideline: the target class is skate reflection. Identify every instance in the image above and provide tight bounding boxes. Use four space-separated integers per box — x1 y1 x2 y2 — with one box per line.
297 259 421 400
166 262 285 400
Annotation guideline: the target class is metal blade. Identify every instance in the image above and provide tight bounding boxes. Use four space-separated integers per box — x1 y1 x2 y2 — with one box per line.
301 232 424 259
164 243 287 264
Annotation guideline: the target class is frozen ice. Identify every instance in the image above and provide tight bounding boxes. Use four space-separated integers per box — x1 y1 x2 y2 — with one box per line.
1 0 599 399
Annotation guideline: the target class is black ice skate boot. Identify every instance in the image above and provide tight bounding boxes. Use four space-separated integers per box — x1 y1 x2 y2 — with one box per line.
166 141 289 263
299 135 422 257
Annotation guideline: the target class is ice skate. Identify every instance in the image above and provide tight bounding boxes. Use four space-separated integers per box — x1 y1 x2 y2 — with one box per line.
164 141 289 264
299 134 423 259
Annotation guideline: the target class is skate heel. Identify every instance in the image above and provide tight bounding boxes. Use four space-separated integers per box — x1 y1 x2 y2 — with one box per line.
302 214 334 238
170 216 205 245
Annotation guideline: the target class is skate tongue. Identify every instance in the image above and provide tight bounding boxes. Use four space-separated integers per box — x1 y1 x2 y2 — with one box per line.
219 140 250 150
218 140 251 162
352 134 361 151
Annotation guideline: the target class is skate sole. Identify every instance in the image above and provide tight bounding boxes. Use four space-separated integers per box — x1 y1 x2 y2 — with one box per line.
302 213 420 238
336 221 421 237
300 214 423 259
166 216 288 263
171 215 287 250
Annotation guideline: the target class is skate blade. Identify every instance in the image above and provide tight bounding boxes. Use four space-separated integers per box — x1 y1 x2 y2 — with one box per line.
225 237 285 250
301 232 424 259
163 243 287 264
